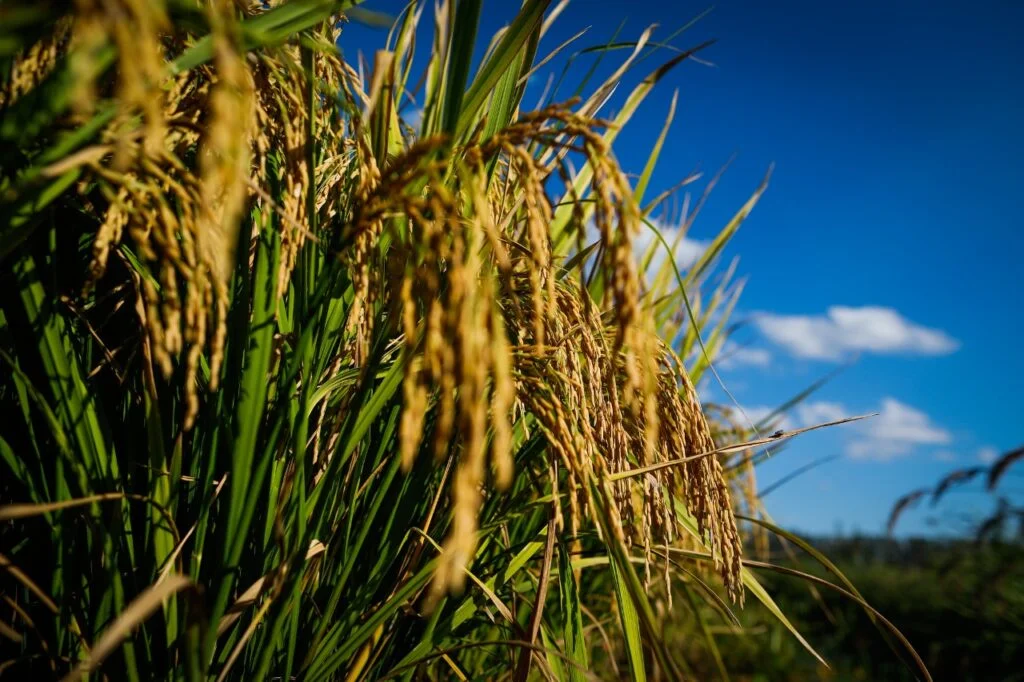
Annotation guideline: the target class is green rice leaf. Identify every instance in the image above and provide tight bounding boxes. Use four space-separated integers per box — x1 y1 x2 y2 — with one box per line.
557 545 588 681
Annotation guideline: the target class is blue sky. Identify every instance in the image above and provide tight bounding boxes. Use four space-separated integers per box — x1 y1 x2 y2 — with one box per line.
346 1 1024 537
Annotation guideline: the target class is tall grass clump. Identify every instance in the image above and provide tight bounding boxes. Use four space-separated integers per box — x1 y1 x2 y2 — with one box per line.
0 1 930 679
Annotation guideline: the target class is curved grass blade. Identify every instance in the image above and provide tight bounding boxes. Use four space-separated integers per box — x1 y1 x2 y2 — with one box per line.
742 559 932 682
671 505 827 668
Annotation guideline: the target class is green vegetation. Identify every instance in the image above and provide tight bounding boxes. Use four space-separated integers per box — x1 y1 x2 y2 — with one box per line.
695 538 1024 682
0 1 949 680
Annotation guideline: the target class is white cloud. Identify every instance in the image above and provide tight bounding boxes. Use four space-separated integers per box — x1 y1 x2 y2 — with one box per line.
719 341 772 369
724 397 952 462
634 218 708 276
870 398 950 443
754 306 959 361
977 446 999 464
723 399 848 434
846 398 951 461
671 238 708 270
578 216 708 284
847 439 914 460
724 404 793 431
795 401 848 426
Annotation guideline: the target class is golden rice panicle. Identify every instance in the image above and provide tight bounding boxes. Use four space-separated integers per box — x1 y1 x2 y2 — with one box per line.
336 96 742 605
527 105 663 441
70 0 170 158
438 226 493 594
590 143 653 413
198 0 253 286
399 280 428 472
673 356 744 602
76 2 261 429
256 51 315 296
506 144 553 350
550 295 741 604
501 282 619 550
0 20 70 110
342 130 384 366
196 0 255 394
87 189 130 291
387 173 514 601
484 272 515 491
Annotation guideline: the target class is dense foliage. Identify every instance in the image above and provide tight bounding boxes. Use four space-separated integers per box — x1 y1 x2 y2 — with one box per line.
0 1 936 680
697 538 1024 682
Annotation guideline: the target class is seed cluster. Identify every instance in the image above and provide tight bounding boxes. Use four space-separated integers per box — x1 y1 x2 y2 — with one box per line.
343 104 743 601
72 3 347 429
506 283 742 603
70 0 171 159
0 19 70 109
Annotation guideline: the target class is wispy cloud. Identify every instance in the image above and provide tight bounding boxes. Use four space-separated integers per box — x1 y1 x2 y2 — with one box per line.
718 341 772 369
728 397 951 461
724 404 793 431
795 401 848 426
633 218 708 276
977 446 999 464
579 217 708 283
754 306 959 360
725 400 851 433
933 450 957 462
846 398 951 460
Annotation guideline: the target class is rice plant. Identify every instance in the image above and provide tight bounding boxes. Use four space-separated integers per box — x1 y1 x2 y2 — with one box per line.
0 1 930 679
888 445 1024 539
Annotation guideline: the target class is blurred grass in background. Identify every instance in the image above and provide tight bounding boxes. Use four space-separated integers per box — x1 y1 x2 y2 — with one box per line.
693 538 1024 682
